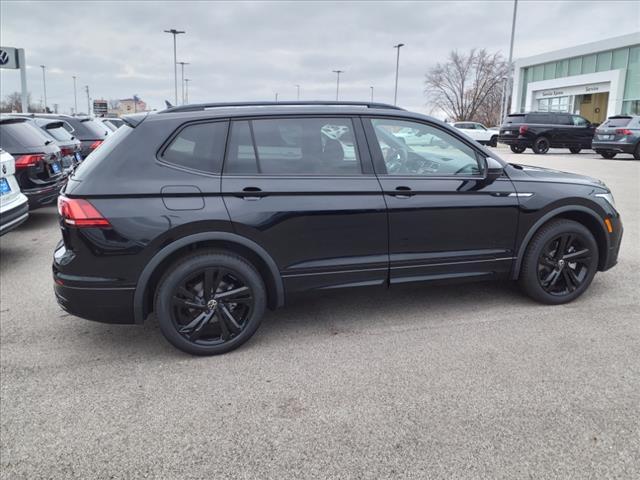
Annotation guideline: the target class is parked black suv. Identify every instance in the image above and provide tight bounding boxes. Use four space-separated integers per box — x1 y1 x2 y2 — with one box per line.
0 116 67 209
499 112 596 154
17 114 110 158
53 101 623 355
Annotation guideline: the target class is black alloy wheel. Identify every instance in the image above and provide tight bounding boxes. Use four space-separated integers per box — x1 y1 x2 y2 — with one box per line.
533 137 550 154
519 219 599 304
569 147 581 154
155 251 266 355
634 143 640 160
490 135 498 147
510 144 526 154
600 151 617 159
537 233 593 296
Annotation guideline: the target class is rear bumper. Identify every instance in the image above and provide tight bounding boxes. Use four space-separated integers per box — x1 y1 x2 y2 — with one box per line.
0 196 29 236
53 243 136 324
499 136 531 147
592 141 636 154
23 179 66 209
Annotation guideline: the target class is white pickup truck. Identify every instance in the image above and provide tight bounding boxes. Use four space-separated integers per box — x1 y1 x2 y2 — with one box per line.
451 121 499 147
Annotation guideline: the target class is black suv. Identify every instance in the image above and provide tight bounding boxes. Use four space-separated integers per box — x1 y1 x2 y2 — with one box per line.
499 112 596 154
0 116 67 209
53 101 623 355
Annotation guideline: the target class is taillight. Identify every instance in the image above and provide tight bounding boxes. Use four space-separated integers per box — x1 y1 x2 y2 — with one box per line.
519 125 528 135
615 129 632 135
14 154 45 168
90 140 103 150
57 196 110 228
60 147 75 156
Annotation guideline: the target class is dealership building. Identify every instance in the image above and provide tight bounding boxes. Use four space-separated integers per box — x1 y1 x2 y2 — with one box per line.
511 32 640 123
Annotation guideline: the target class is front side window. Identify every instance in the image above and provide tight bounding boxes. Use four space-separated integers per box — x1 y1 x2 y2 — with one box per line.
572 116 589 127
161 121 228 173
224 117 360 175
370 119 482 176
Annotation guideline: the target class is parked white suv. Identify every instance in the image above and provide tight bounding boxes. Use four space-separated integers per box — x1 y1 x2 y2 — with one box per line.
451 121 499 147
0 148 29 236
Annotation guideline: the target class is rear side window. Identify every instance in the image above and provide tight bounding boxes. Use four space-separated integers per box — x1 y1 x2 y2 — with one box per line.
602 117 632 128
161 122 228 174
526 113 553 124
0 120 51 149
224 117 361 175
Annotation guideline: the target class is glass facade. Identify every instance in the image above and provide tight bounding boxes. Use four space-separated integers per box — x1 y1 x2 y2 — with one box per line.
519 43 640 114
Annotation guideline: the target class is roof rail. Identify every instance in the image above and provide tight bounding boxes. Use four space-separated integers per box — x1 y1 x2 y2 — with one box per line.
161 101 404 113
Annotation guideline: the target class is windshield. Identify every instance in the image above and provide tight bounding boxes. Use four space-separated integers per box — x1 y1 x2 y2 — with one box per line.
34 119 76 142
0 120 53 148
79 118 110 138
602 117 632 128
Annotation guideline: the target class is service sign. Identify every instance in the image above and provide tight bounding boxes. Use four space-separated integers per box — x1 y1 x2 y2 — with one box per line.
0 47 19 69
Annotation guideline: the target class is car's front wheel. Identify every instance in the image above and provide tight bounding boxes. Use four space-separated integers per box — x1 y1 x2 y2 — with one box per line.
154 251 266 355
510 144 526 154
519 219 599 305
490 135 498 147
532 137 550 154
600 151 617 159
569 147 581 154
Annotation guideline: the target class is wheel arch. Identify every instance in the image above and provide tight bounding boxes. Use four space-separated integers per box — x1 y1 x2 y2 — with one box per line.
133 232 285 324
512 205 610 280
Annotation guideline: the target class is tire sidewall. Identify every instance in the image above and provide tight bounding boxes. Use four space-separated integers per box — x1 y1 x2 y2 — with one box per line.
510 144 526 154
533 137 550 154
155 253 266 355
520 220 599 305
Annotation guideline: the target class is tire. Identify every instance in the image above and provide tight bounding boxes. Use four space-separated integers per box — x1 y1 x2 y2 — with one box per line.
600 151 616 159
532 137 550 154
154 250 266 355
569 147 581 154
519 219 599 305
490 135 498 147
634 143 640 160
510 144 526 154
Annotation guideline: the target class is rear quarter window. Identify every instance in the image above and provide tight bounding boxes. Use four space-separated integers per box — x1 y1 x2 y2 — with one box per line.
160 121 228 174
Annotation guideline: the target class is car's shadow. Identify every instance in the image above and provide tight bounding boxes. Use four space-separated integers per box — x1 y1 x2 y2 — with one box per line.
76 279 531 360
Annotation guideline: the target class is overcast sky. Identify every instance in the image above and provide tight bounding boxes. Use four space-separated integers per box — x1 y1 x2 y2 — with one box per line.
1 0 638 116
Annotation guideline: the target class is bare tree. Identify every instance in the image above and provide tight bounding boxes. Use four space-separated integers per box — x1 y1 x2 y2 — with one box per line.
0 92 39 113
425 49 508 124
108 99 120 110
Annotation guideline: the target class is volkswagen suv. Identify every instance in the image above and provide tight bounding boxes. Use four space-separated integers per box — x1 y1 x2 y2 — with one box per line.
53 101 623 355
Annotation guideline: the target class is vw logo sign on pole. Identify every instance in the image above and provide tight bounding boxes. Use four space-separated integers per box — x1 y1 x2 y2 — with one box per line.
0 46 28 112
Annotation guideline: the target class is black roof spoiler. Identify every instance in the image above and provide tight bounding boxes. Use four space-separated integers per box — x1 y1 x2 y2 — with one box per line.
161 100 405 114
121 112 149 128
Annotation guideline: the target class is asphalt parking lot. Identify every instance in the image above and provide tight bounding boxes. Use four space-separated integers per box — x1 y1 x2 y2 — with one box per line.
1 147 639 479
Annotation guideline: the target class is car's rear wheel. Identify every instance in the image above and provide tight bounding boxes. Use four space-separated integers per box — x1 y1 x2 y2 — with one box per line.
490 135 498 147
600 151 617 159
569 147 581 154
532 137 550 154
510 144 526 154
634 143 640 160
154 251 266 355
519 219 599 305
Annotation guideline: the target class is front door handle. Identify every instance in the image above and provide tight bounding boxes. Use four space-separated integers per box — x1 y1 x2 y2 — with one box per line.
390 186 413 198
241 186 263 201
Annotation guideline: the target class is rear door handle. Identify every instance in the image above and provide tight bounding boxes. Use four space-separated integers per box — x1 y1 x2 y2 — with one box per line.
241 186 263 201
390 186 413 198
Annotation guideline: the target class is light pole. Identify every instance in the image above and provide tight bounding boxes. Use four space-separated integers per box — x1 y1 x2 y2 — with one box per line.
84 85 90 115
370 86 374 102
184 78 191 104
164 28 186 105
295 84 300 100
502 0 518 121
72 76 78 115
275 92 279 102
40 65 47 112
177 61 189 105
498 76 508 125
332 70 344 101
393 43 405 106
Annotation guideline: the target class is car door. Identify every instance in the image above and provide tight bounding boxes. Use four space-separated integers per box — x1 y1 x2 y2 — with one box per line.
571 115 595 147
221 115 388 293
363 116 519 284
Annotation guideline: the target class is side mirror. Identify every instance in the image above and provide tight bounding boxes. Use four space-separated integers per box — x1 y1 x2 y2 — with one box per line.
485 157 504 183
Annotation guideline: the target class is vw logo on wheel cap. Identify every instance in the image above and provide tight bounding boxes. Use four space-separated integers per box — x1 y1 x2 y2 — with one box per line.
1 164 6 174
0 50 9 66
207 299 218 311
